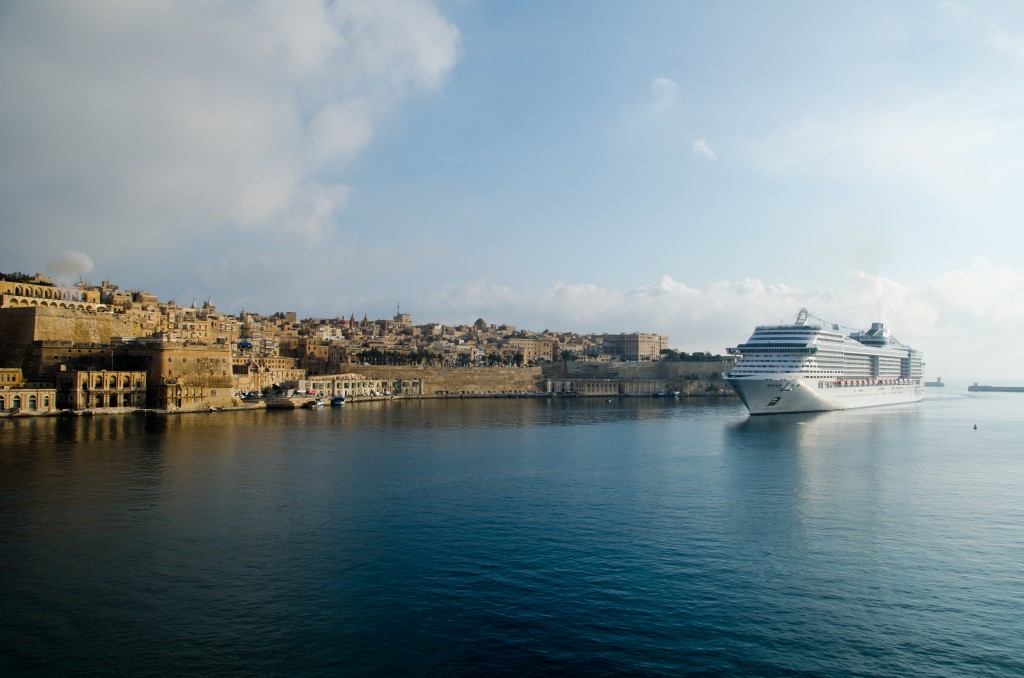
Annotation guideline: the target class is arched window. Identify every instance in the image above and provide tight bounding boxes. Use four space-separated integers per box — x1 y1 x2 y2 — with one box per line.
95 377 103 388
123 376 131 388
28 395 37 410
0 396 5 410
12 396 20 409
43 395 50 408
108 378 116 389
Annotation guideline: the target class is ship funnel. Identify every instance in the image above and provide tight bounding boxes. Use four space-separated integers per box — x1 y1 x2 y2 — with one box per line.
858 321 891 346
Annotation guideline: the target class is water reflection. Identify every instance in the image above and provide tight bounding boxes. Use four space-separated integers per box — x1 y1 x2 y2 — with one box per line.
320 395 741 430
2 396 1023 676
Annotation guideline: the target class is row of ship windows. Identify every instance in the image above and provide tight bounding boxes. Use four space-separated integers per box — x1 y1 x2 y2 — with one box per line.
735 361 903 374
743 350 903 363
739 359 882 369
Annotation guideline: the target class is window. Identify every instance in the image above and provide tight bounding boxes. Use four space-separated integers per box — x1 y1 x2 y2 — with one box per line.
28 395 37 410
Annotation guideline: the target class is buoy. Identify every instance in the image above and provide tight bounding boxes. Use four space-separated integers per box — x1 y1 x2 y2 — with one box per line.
973 423 977 430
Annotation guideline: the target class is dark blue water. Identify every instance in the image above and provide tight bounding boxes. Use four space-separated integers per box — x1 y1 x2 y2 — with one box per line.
2 392 1022 676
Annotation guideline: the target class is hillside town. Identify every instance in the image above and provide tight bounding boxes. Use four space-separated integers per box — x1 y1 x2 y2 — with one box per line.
0 272 731 415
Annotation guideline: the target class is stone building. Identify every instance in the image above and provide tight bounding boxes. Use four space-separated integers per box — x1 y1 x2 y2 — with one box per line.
504 337 559 364
232 356 305 394
56 369 148 410
300 372 422 398
600 333 669 361
0 368 57 414
0 278 103 311
130 342 234 410
0 367 24 387
28 339 235 411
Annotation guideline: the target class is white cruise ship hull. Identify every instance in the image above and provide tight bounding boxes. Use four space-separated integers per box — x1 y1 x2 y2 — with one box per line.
725 376 924 415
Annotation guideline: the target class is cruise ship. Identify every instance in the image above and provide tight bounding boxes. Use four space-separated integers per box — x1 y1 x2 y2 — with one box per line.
724 309 924 415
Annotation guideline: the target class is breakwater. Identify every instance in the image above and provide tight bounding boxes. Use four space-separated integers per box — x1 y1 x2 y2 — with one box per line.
968 383 1024 392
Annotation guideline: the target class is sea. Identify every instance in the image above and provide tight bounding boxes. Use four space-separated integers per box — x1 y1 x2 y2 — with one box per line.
2 388 1022 677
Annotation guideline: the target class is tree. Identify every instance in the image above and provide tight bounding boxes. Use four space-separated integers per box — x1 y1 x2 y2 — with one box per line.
0 271 50 285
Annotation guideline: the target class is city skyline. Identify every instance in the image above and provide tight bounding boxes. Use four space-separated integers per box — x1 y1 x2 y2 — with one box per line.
3 1 1024 380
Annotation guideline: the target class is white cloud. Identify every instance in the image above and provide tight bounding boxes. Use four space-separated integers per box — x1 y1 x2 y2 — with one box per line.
45 250 95 284
924 257 1024 321
992 33 1024 59
939 1 968 21
693 138 716 159
412 261 1022 381
745 96 1024 221
0 0 461 260
648 76 681 114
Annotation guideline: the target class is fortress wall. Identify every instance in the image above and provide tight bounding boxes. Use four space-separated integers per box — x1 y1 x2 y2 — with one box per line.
552 360 729 381
345 364 732 397
29 306 145 344
0 308 38 368
349 365 544 395
0 306 146 371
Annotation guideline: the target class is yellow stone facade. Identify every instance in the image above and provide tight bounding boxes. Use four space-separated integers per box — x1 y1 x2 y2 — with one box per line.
56 370 148 411
0 369 57 414
0 279 103 311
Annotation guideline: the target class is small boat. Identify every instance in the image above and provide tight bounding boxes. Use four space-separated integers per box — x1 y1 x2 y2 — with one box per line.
330 396 346 407
303 399 324 409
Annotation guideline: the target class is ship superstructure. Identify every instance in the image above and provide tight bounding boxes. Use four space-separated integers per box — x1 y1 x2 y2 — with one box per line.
724 309 924 415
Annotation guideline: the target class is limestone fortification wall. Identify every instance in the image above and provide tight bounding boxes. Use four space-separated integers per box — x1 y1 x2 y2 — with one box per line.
349 365 544 395
543 360 732 397
0 306 146 370
33 306 144 344
0 308 37 368
349 363 731 397
549 360 729 381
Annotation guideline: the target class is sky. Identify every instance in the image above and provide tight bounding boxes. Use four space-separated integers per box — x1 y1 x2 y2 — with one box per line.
2 0 1024 380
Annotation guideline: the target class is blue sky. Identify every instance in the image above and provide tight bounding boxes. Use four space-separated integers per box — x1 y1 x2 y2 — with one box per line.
3 1 1024 380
